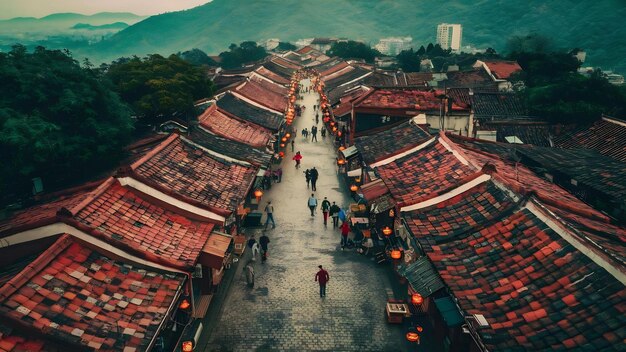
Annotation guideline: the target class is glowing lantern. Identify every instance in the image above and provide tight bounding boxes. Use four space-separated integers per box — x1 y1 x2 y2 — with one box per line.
338 146 345 151
382 226 393 236
406 332 420 343
411 293 423 305
338 131 342 137
389 209 395 217
390 249 402 260
182 341 194 352
278 151 285 158
280 143 285 148
324 117 330 123
350 184 358 192
179 299 190 310
337 159 346 165
254 189 263 202
285 133 291 138
332 127 338 132
330 122 335 127
355 176 361 183
281 137 287 142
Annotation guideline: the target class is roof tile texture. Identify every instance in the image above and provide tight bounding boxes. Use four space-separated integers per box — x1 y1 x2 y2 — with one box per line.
554 117 626 163
357 88 468 111
198 104 272 148
354 120 432 165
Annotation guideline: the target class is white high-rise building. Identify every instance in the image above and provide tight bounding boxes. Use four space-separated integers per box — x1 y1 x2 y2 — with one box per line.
437 23 462 51
374 37 413 56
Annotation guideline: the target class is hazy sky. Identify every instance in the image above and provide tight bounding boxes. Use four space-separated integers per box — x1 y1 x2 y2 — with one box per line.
0 0 211 19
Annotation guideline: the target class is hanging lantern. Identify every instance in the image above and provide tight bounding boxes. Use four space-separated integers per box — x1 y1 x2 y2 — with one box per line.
179 299 190 310
332 127 338 132
382 226 393 236
338 146 345 151
254 189 263 202
389 209 395 217
281 137 287 142
350 184 358 192
338 131 342 137
355 176 361 183
406 332 420 343
390 249 402 260
324 117 330 123
182 341 194 352
285 133 291 138
337 159 346 165
278 151 285 158
411 293 424 305
280 143 285 148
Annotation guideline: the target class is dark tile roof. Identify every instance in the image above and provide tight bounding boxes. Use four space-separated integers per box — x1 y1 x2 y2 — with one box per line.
472 92 528 119
219 91 284 131
261 61 295 79
332 86 371 117
249 75 289 96
404 72 434 86
325 67 372 90
188 126 272 166
404 182 516 246
130 134 258 215
312 58 344 73
478 121 552 147
375 140 476 207
73 180 214 270
270 56 302 70
320 61 351 77
443 69 497 89
231 79 287 115
355 88 469 111
198 103 273 148
0 234 185 351
553 116 626 163
354 119 432 165
415 208 626 351
255 66 290 85
0 322 63 351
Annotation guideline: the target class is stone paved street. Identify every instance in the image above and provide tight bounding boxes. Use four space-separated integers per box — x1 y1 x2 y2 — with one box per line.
198 79 419 352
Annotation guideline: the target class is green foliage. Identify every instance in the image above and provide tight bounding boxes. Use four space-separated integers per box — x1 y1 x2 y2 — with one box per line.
177 48 217 66
396 43 498 72
0 45 133 202
326 41 379 63
106 54 215 122
276 42 297 51
218 41 268 69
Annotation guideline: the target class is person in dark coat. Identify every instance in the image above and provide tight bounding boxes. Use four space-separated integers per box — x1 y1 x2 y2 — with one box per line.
309 167 319 191
329 202 341 228
304 169 311 188
259 233 270 262
315 265 330 297
321 197 331 226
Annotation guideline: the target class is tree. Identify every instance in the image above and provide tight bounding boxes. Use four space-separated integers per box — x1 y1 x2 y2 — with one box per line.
178 48 217 66
416 45 426 56
0 45 133 202
276 42 297 51
396 49 421 72
218 41 268 69
326 41 380 63
106 54 215 123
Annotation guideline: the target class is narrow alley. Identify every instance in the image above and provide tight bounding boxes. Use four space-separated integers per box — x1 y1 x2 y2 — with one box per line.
198 79 411 351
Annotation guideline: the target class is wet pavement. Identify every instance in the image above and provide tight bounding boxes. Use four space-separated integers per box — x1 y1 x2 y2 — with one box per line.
198 79 418 351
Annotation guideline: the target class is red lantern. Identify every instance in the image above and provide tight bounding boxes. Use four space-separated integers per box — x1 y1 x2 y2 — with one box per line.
350 184 358 192
337 159 346 165
179 299 190 310
338 146 345 151
324 117 330 123
406 332 419 343
390 249 402 259
411 293 423 305
281 137 287 142
332 127 338 132
182 341 193 352
280 143 285 148
382 226 393 236
278 151 285 158
254 189 263 202
285 133 291 138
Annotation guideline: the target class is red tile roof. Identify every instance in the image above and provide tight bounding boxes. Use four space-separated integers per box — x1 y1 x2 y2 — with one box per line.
270 56 302 70
355 88 469 111
233 79 287 113
0 234 185 351
354 119 433 165
360 179 390 202
320 61 350 78
129 134 258 216
0 323 61 351
554 116 626 163
255 66 290 85
418 209 626 351
249 75 289 96
404 181 516 246
332 86 370 117
71 180 214 270
198 104 272 148
375 141 477 207
297 46 314 54
481 60 522 80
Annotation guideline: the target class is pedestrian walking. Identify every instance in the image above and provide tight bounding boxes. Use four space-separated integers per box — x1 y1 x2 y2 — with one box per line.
276 168 283 183
291 139 295 152
301 128 307 139
311 126 318 142
247 235 258 261
321 197 331 226
304 169 311 188
245 261 255 287
264 201 276 229
340 221 350 250
321 126 326 138
315 265 330 297
292 151 302 169
315 113 319 125
307 193 318 216
259 233 270 262
330 202 341 228
309 167 319 191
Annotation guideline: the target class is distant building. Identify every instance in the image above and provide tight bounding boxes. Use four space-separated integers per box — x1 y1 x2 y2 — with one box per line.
374 37 412 56
436 23 462 51
263 38 280 51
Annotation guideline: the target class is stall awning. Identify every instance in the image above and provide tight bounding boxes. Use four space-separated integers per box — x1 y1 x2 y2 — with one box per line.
347 168 362 177
199 232 232 269
341 145 359 159
397 256 445 297
360 179 390 202
434 296 464 327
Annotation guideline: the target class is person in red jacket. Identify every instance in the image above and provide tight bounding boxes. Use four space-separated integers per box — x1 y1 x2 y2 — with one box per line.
292 151 302 169
340 221 350 250
315 265 330 297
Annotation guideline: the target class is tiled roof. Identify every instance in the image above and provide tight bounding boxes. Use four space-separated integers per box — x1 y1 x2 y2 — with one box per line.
332 86 370 117
325 67 372 90
72 180 214 269
417 208 626 351
270 56 302 70
354 119 432 165
360 179 390 202
355 88 469 111
189 126 272 166
232 79 287 114
404 72 434 86
198 103 273 148
481 60 522 79
478 121 552 147
553 116 626 163
320 61 350 77
404 182 516 246
0 323 61 351
443 69 497 89
255 66 290 85
217 92 284 132
261 61 294 79
375 141 476 207
296 46 314 54
0 234 185 351
130 134 258 215
472 92 528 119
249 75 289 96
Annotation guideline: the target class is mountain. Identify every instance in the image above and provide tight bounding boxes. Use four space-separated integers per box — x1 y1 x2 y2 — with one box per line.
72 22 129 31
73 1 626 73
